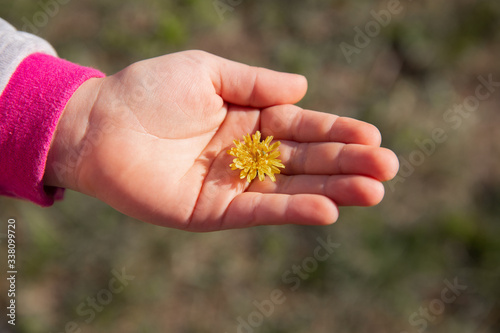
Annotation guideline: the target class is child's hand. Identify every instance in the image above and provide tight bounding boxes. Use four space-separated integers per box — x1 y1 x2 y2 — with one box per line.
45 51 399 231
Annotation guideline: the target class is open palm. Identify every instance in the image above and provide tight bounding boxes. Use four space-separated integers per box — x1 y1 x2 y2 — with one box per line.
48 51 399 231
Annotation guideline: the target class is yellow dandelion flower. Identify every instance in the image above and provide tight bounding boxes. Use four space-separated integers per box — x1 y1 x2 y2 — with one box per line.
227 131 285 183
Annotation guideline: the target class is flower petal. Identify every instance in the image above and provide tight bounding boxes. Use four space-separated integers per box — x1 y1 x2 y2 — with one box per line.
270 142 280 150
258 171 265 181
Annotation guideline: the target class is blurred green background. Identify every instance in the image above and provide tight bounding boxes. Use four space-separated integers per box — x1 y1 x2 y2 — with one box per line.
1 0 500 332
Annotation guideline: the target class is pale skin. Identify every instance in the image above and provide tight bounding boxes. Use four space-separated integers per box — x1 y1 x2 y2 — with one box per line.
44 50 399 232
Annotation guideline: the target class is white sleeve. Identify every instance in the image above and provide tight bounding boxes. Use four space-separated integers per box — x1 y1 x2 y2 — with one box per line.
0 18 57 95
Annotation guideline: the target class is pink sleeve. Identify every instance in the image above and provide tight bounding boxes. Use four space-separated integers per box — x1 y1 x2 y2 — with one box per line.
0 53 105 206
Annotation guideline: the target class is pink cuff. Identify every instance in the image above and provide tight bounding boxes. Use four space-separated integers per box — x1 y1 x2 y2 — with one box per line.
0 53 105 206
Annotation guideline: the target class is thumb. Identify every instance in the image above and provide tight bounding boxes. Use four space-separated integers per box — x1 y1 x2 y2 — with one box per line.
207 53 308 107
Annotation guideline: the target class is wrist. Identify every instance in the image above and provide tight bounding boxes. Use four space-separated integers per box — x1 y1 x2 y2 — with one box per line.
44 77 104 192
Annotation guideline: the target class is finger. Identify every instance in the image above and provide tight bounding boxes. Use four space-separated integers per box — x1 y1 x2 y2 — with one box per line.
207 53 308 107
260 104 382 146
221 193 338 229
278 141 399 181
249 175 385 207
